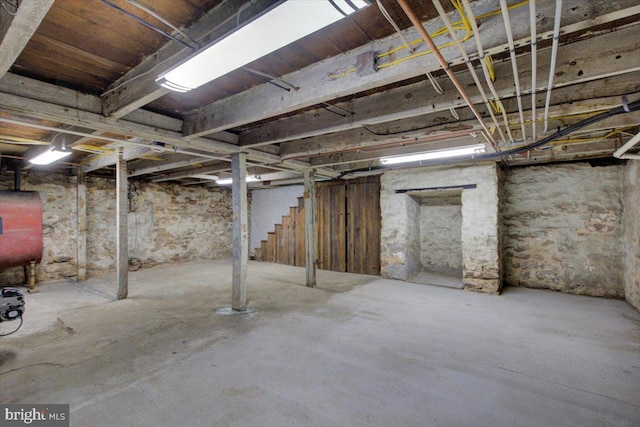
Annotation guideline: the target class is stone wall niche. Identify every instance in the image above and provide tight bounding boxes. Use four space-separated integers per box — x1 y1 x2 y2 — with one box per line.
381 163 502 294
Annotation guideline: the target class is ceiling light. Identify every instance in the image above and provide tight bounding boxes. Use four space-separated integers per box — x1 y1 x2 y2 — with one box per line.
29 146 72 165
380 144 486 165
215 175 261 185
156 0 370 92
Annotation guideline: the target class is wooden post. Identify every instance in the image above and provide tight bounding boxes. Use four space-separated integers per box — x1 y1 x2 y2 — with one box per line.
304 171 316 287
77 170 87 281
231 152 248 310
116 151 128 300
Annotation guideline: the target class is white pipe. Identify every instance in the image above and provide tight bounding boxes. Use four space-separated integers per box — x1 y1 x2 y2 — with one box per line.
431 0 507 145
613 131 640 159
499 0 526 141
543 0 563 133
461 0 514 142
530 0 538 142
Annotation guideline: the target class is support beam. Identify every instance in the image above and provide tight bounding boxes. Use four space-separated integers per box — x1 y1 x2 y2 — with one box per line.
116 151 128 300
76 171 87 282
231 153 248 310
183 0 640 137
304 171 316 288
128 154 210 177
0 91 339 177
241 27 640 148
0 0 55 78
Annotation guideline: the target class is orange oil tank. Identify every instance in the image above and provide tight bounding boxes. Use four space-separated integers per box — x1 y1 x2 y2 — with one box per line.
0 191 43 268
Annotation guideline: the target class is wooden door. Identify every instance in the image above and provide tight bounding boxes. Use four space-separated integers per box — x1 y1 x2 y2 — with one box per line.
347 176 381 275
315 181 347 272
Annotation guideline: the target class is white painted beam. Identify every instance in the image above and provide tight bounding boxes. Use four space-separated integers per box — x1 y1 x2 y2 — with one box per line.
183 0 640 137
0 0 55 78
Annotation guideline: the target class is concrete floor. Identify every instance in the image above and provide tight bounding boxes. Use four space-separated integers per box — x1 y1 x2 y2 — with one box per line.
409 271 463 289
1 260 639 426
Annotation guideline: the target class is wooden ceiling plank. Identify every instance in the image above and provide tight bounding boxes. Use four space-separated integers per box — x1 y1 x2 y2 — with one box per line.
102 0 282 118
239 28 640 148
0 0 55 78
183 0 638 138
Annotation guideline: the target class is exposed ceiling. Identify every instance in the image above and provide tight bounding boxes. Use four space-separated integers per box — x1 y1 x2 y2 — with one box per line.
1 0 639 187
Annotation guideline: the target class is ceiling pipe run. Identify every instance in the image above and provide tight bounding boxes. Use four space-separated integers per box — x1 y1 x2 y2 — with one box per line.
396 0 501 160
431 0 507 145
395 0 500 154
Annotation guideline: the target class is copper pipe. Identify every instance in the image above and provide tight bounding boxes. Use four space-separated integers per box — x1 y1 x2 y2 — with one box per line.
395 0 501 153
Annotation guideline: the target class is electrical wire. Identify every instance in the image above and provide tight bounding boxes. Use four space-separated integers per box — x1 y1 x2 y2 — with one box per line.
126 0 199 47
98 0 194 50
376 0 415 53
343 99 640 176
0 315 23 336
330 0 529 80
0 0 18 16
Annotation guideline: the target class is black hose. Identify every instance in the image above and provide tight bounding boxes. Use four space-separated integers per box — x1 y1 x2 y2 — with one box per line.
342 99 640 177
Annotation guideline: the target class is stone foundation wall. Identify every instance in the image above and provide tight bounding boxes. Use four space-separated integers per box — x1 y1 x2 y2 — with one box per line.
381 163 501 293
0 172 233 285
623 160 640 309
504 163 624 297
419 202 463 277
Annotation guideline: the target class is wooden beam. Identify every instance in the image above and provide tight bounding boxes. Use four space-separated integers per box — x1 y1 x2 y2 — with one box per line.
304 171 316 288
231 152 248 310
101 0 281 118
0 91 338 177
279 74 640 160
150 163 231 182
116 151 128 300
0 72 239 144
0 0 55 78
183 0 640 138
128 154 209 177
240 26 640 148
76 170 87 281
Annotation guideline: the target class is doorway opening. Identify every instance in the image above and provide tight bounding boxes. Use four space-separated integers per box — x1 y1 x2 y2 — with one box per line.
407 190 463 289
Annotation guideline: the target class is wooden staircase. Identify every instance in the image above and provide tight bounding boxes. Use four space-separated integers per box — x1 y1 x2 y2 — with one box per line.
253 196 306 266
253 176 381 275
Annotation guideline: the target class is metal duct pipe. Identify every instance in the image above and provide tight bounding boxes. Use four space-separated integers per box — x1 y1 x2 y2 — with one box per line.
395 0 500 153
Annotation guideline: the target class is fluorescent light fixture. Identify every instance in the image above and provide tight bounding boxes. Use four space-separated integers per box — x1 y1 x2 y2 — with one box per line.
157 0 370 92
29 146 72 165
380 144 487 165
192 174 219 181
216 175 261 185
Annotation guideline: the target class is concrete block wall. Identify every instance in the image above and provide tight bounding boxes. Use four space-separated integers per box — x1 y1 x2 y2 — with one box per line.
381 163 501 293
503 163 625 297
0 172 233 285
623 160 640 310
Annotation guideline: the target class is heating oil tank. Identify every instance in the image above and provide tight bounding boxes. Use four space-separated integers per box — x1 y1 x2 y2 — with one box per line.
0 191 43 268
